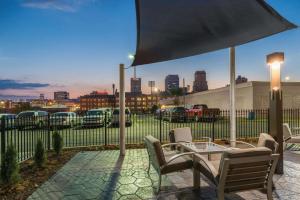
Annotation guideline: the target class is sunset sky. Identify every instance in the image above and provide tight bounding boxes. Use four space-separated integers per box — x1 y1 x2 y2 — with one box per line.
0 0 299 99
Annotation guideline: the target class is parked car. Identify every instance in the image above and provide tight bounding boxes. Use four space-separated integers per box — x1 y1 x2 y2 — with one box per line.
186 104 220 122
0 113 16 129
110 108 132 127
82 109 108 127
50 112 78 129
154 108 166 119
163 106 188 122
15 111 48 130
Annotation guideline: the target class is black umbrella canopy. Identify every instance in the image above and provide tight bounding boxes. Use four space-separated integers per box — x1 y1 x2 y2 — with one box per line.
132 0 297 66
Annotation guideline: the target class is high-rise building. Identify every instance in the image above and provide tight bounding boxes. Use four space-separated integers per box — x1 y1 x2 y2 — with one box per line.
130 78 142 94
39 94 45 100
236 75 248 84
54 91 70 101
165 75 179 92
193 71 208 92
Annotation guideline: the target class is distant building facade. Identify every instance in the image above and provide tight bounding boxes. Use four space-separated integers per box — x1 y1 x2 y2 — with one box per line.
116 93 159 113
236 75 248 84
130 78 142 94
160 81 300 110
79 92 116 111
80 91 159 113
193 71 208 93
54 91 70 101
165 75 179 92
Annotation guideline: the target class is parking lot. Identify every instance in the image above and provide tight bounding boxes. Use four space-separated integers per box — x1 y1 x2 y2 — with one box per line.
1 113 274 163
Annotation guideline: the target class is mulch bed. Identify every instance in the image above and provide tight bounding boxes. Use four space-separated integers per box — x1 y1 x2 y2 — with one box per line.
0 149 80 200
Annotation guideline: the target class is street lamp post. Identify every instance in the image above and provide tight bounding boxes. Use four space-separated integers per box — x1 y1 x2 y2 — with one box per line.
267 52 284 174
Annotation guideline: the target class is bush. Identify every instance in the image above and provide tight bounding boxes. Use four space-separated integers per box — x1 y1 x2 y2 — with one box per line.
0 145 20 185
34 139 47 168
52 131 63 156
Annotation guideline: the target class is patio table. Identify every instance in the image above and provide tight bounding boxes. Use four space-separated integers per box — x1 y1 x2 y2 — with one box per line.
179 142 228 189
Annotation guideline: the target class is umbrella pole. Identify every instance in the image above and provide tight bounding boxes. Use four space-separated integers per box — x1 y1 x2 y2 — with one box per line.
230 47 236 147
119 64 126 156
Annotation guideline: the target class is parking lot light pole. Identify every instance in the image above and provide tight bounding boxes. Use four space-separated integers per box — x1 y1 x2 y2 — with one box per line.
267 52 284 174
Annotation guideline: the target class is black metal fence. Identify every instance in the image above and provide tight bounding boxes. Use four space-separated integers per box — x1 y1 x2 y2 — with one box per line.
1 109 300 163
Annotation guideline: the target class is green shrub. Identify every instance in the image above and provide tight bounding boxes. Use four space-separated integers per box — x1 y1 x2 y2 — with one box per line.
0 145 20 185
34 139 47 168
52 131 63 156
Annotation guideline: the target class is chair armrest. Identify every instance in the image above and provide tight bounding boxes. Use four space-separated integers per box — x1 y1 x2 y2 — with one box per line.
229 140 256 148
290 128 300 137
194 154 218 184
166 152 194 165
161 143 181 148
197 137 212 142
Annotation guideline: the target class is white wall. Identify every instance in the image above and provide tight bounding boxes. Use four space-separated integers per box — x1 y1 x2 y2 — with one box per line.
159 81 300 110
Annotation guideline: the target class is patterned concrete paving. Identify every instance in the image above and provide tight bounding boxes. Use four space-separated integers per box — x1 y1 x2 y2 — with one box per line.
28 149 300 200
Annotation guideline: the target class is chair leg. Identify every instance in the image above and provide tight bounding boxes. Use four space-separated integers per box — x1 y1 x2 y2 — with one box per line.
147 160 151 174
217 189 225 200
157 174 162 193
267 182 273 200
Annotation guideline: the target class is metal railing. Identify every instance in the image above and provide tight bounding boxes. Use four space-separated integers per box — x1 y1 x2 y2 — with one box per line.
0 108 299 163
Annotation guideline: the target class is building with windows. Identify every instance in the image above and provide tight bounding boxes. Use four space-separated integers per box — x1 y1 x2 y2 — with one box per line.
130 78 142 94
79 92 116 111
165 75 179 92
54 91 70 101
193 71 208 92
115 93 159 113
80 91 160 113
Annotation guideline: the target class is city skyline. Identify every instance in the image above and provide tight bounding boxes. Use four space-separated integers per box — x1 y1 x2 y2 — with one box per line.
0 0 299 98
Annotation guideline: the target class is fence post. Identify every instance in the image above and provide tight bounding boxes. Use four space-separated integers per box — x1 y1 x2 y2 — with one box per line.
105 112 107 146
159 110 162 142
47 113 51 150
1 117 6 159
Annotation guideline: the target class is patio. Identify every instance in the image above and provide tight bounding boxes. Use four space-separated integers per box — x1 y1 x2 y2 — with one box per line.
28 148 300 200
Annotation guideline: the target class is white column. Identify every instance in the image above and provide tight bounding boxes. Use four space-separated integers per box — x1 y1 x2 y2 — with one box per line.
119 64 126 156
230 47 236 146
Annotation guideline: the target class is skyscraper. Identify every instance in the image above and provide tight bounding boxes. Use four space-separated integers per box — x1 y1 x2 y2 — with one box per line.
131 78 142 94
193 71 208 93
165 75 179 92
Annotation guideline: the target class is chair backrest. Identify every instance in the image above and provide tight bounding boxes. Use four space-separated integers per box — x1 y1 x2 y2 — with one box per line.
218 147 278 193
144 136 167 173
283 123 292 141
257 133 279 153
173 127 193 142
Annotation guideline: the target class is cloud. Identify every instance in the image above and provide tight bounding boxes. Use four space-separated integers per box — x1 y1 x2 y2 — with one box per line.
0 79 50 90
21 0 95 12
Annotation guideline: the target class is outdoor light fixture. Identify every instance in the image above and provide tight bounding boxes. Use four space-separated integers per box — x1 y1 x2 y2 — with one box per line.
285 76 290 81
267 52 284 98
267 52 285 174
128 54 135 60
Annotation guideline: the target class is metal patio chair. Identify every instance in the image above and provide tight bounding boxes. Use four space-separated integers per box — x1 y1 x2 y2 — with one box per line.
144 135 194 193
194 147 279 200
283 123 300 148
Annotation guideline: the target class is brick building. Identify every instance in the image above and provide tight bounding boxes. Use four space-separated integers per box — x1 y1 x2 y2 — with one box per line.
80 92 116 111
80 92 159 113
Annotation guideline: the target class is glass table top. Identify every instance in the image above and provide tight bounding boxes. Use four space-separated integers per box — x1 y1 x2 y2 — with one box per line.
180 142 227 154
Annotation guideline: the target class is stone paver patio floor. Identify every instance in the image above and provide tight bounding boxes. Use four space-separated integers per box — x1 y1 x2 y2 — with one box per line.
28 149 300 200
